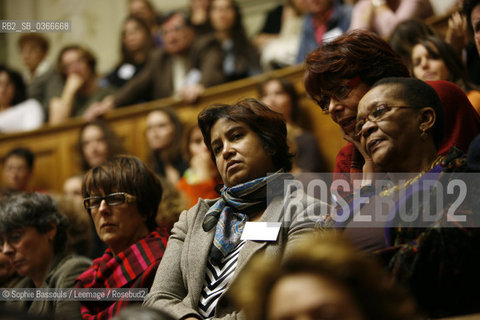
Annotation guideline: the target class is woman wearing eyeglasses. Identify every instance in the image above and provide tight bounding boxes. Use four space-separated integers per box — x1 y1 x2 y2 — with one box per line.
75 155 170 320
144 99 324 319
329 77 480 318
304 29 480 182
0 192 91 319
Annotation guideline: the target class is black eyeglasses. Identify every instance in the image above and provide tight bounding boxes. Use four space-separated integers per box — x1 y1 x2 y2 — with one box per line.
354 103 417 136
317 76 361 112
83 192 136 210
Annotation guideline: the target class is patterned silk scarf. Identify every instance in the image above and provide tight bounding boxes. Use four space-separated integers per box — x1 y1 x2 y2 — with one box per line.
202 170 288 263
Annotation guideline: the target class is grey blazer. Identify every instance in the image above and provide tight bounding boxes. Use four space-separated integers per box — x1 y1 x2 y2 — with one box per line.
144 189 325 319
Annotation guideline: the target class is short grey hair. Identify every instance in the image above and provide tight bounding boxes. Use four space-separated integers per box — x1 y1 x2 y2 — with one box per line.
0 193 69 254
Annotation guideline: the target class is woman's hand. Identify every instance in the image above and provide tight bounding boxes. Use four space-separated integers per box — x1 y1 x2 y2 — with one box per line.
446 12 469 53
342 127 379 183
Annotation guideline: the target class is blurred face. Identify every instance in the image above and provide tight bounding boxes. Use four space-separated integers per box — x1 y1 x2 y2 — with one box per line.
89 191 148 255
81 125 108 169
267 273 365 320
260 80 292 121
411 44 450 82
210 0 236 32
1 226 55 282
63 175 84 206
61 49 92 80
161 14 195 55
210 118 276 187
471 4 480 55
129 0 156 25
189 127 209 157
20 42 46 71
3 155 31 192
306 0 334 15
0 251 16 283
357 84 421 171
0 71 15 108
327 80 370 138
146 111 175 151
123 19 148 52
292 0 309 14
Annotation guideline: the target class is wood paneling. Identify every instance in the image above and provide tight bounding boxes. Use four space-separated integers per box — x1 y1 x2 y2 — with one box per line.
0 65 345 192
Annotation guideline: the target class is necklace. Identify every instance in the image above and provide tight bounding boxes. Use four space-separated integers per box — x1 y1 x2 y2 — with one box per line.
379 155 446 197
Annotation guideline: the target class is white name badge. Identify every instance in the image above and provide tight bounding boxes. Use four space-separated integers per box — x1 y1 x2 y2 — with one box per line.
241 222 282 241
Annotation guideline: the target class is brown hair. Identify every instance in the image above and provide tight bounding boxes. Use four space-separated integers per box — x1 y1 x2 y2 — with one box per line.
57 44 97 78
305 29 410 111
198 98 293 172
77 119 127 172
231 233 421 320
82 155 162 231
18 33 49 52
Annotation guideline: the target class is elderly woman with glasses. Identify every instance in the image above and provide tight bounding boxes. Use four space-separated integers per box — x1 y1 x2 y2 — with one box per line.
144 98 325 319
75 155 170 320
323 77 480 318
305 29 480 183
0 192 91 319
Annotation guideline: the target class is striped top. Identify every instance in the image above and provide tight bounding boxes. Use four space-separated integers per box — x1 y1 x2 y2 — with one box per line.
198 241 246 319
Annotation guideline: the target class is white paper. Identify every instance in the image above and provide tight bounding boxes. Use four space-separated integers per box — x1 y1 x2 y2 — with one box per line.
241 222 281 241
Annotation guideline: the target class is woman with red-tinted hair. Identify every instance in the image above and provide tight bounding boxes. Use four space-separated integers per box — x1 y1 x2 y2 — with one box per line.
304 29 480 179
304 29 409 176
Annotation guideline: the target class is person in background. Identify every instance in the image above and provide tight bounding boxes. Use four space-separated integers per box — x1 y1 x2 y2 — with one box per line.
258 77 325 172
76 156 170 319
102 16 155 89
144 98 324 318
411 35 480 114
88 11 225 120
49 45 115 124
1 147 34 194
0 192 91 319
17 34 51 84
189 0 213 35
464 0 480 55
296 0 352 63
128 0 162 46
145 107 188 186
232 233 421 320
349 0 433 38
255 0 309 70
388 19 436 68
77 119 126 172
177 123 221 208
208 0 261 81
0 65 43 133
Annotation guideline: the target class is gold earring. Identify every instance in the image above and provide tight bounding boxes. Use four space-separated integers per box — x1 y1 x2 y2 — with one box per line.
420 128 428 140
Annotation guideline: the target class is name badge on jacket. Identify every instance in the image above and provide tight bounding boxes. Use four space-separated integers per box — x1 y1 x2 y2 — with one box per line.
241 222 281 241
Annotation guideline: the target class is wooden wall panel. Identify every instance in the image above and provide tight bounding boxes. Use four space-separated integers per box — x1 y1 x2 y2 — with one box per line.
0 65 345 193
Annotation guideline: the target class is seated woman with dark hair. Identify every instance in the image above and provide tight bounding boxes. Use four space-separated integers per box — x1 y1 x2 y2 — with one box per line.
0 65 43 133
75 155 170 320
144 98 326 319
0 192 91 320
304 29 480 179
324 77 480 318
258 77 326 172
411 35 480 114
